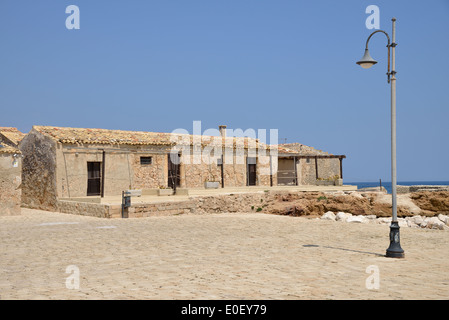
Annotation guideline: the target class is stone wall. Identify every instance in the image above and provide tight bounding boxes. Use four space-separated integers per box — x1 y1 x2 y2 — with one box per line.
181 150 222 188
50 189 449 219
57 144 272 195
20 129 58 211
175 149 270 188
221 153 246 187
298 157 341 185
299 158 316 185
57 144 137 198
54 191 275 218
21 131 283 209
0 153 21 215
57 199 116 218
132 152 167 189
397 185 449 194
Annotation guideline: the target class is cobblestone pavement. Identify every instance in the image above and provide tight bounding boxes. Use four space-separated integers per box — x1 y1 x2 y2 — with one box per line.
0 208 448 300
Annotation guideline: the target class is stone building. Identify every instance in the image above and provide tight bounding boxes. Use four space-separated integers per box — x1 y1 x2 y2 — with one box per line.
278 143 345 186
19 125 345 211
20 126 275 210
0 142 22 215
0 127 24 215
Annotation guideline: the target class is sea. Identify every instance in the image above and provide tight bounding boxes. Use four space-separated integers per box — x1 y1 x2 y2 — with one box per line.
346 181 449 194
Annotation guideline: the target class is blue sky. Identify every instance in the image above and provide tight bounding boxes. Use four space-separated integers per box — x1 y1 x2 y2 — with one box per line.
0 1 448 182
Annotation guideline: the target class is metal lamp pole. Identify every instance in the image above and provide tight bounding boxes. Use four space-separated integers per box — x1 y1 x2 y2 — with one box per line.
357 18 404 258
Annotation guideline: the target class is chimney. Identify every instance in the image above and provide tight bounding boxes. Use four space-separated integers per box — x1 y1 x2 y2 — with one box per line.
219 125 227 138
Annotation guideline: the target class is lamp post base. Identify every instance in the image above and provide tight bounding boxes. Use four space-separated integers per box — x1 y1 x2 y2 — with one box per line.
386 221 405 258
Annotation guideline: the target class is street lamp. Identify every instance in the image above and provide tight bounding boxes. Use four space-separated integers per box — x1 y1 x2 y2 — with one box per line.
356 18 404 258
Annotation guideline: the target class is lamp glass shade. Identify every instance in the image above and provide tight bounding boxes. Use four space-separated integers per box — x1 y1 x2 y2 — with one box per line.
356 49 377 69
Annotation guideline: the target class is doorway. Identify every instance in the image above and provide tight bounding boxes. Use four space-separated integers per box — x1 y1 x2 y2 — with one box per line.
247 157 257 186
87 162 102 196
168 153 181 189
277 157 297 185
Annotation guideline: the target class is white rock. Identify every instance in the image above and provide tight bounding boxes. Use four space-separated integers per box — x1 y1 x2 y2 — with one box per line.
398 218 408 228
420 218 428 228
347 215 368 223
321 211 336 221
406 218 419 228
350 192 364 199
335 212 352 222
376 218 391 225
438 214 449 225
409 215 424 226
426 217 446 230
406 220 416 228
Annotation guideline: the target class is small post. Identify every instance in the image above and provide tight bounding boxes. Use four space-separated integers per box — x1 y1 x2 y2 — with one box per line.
101 150 106 198
121 191 130 218
220 154 225 188
339 157 343 179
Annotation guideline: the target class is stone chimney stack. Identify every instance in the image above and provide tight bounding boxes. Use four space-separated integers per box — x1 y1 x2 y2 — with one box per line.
219 125 227 138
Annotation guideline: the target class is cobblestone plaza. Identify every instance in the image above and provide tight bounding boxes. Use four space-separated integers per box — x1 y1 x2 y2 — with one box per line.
0 208 448 300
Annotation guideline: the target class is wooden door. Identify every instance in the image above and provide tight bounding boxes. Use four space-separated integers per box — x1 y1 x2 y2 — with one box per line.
277 158 297 185
87 162 102 196
247 157 257 186
168 153 180 189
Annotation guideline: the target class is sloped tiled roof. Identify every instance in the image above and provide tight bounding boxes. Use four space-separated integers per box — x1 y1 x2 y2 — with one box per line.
33 126 271 149
279 142 330 155
0 142 20 154
274 145 300 155
0 127 25 146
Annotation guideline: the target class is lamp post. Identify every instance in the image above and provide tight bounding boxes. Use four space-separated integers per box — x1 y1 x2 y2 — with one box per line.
356 18 404 258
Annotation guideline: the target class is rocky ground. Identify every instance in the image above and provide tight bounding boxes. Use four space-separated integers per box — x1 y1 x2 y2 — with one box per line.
319 210 449 230
265 190 449 224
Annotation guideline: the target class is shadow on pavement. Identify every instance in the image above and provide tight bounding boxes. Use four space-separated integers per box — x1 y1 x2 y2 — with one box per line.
303 244 385 257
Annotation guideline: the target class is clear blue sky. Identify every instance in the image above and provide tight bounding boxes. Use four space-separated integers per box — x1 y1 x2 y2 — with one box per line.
1 1 448 182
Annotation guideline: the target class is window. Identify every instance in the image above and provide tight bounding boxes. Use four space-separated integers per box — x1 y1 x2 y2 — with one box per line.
140 156 152 165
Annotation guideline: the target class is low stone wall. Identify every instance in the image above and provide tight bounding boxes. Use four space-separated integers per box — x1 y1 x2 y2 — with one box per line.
397 185 449 194
54 189 449 219
127 200 197 218
57 200 119 218
56 198 199 218
55 192 272 218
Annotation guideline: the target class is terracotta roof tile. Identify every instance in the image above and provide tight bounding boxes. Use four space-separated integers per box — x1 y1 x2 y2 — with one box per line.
279 143 330 155
33 126 269 149
0 142 20 154
0 127 25 146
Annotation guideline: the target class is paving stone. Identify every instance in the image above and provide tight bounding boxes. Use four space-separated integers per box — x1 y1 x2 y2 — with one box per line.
0 208 448 299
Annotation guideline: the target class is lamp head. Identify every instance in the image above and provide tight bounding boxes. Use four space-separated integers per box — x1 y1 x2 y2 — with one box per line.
356 49 377 69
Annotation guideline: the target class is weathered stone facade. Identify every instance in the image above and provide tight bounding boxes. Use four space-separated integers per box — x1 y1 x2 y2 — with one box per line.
19 126 347 212
0 145 22 215
20 126 286 211
20 129 58 211
279 143 344 185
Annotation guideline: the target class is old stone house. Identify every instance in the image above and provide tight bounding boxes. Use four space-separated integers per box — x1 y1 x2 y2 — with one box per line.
278 143 345 186
0 127 23 215
0 144 22 215
19 125 345 211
